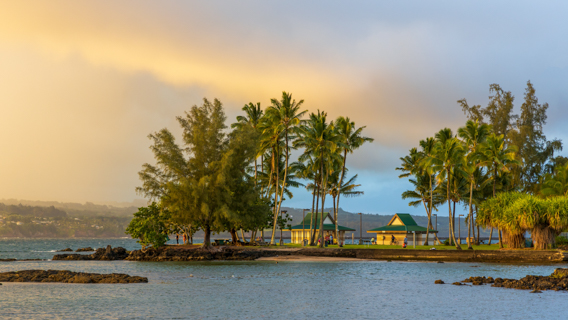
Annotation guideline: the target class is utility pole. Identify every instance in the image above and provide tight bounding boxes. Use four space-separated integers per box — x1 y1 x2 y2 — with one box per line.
358 213 363 245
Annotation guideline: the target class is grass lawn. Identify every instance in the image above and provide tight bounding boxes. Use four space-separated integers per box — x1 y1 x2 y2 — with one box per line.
274 243 503 250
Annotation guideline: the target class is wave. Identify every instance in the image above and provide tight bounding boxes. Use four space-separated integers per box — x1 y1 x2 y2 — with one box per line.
31 250 57 252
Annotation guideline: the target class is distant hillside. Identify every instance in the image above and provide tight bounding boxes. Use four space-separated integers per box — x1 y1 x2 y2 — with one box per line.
0 199 143 217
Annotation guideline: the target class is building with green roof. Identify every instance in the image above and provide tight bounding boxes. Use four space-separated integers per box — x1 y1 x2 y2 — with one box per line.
288 212 355 244
367 213 437 245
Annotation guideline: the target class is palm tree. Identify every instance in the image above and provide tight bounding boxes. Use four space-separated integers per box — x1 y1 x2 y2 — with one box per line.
328 173 364 231
426 128 464 249
263 92 307 245
418 137 439 245
231 102 264 181
458 120 492 249
540 163 568 197
295 110 343 247
480 133 519 248
401 172 444 236
334 117 374 244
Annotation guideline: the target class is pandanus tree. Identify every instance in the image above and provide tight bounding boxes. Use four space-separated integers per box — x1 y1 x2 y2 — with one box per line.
458 120 492 249
295 110 344 248
261 92 306 245
426 128 464 249
333 117 374 244
479 192 568 249
480 133 519 247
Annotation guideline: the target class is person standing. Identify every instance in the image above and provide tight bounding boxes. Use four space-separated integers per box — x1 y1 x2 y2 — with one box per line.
176 234 179 245
403 236 408 248
330 234 334 245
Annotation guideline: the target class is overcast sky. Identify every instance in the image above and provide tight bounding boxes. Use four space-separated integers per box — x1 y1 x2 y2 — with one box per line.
0 1 567 215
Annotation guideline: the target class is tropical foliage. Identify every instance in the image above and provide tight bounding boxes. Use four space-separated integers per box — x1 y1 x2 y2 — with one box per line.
130 93 373 249
399 81 566 250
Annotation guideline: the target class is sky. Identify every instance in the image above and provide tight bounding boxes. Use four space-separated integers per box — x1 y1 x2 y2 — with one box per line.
1 1 567 215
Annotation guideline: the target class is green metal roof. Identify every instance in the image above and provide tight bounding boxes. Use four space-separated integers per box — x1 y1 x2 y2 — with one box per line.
298 212 331 226
395 213 418 226
290 223 355 231
367 225 437 233
366 213 437 233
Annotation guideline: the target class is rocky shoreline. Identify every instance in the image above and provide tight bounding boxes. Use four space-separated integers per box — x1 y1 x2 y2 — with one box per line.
0 270 148 284
3 244 566 263
52 245 129 261
438 268 568 292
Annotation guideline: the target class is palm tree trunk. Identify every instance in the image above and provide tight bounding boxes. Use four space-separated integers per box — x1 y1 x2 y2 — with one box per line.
309 188 316 245
447 174 460 250
335 149 348 246
240 229 247 243
488 228 493 245
318 154 327 248
274 131 290 242
421 200 431 245
467 178 474 249
269 147 280 245
310 182 320 246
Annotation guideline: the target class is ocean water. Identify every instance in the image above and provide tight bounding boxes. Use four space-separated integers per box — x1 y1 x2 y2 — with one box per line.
1 239 567 319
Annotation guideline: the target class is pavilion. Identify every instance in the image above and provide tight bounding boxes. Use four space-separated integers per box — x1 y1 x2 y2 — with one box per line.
288 212 355 244
367 213 437 245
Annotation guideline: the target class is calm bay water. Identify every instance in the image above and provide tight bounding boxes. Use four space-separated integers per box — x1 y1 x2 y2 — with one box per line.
1 238 567 319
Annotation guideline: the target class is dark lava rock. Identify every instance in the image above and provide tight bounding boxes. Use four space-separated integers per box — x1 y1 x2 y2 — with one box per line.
126 247 268 262
458 270 568 292
58 248 73 252
452 282 464 285
0 270 147 284
0 259 43 262
530 289 542 293
462 276 494 284
434 280 444 284
75 247 94 252
53 245 128 261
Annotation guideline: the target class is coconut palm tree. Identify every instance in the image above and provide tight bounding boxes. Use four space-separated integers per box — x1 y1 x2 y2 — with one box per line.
262 92 307 245
458 120 492 249
295 110 344 247
426 128 464 249
328 173 364 233
540 163 568 197
334 117 374 243
480 133 519 248
231 102 264 181
418 137 439 245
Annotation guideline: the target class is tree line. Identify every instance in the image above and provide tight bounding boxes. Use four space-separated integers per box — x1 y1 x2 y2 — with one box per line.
397 81 567 249
127 93 373 248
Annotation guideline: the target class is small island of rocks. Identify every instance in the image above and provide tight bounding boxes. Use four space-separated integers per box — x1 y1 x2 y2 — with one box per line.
0 270 148 284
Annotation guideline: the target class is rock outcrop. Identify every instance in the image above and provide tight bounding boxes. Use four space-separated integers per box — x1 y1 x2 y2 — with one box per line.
53 245 128 261
126 247 276 261
457 268 568 291
75 247 94 252
0 270 147 284
57 248 73 252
